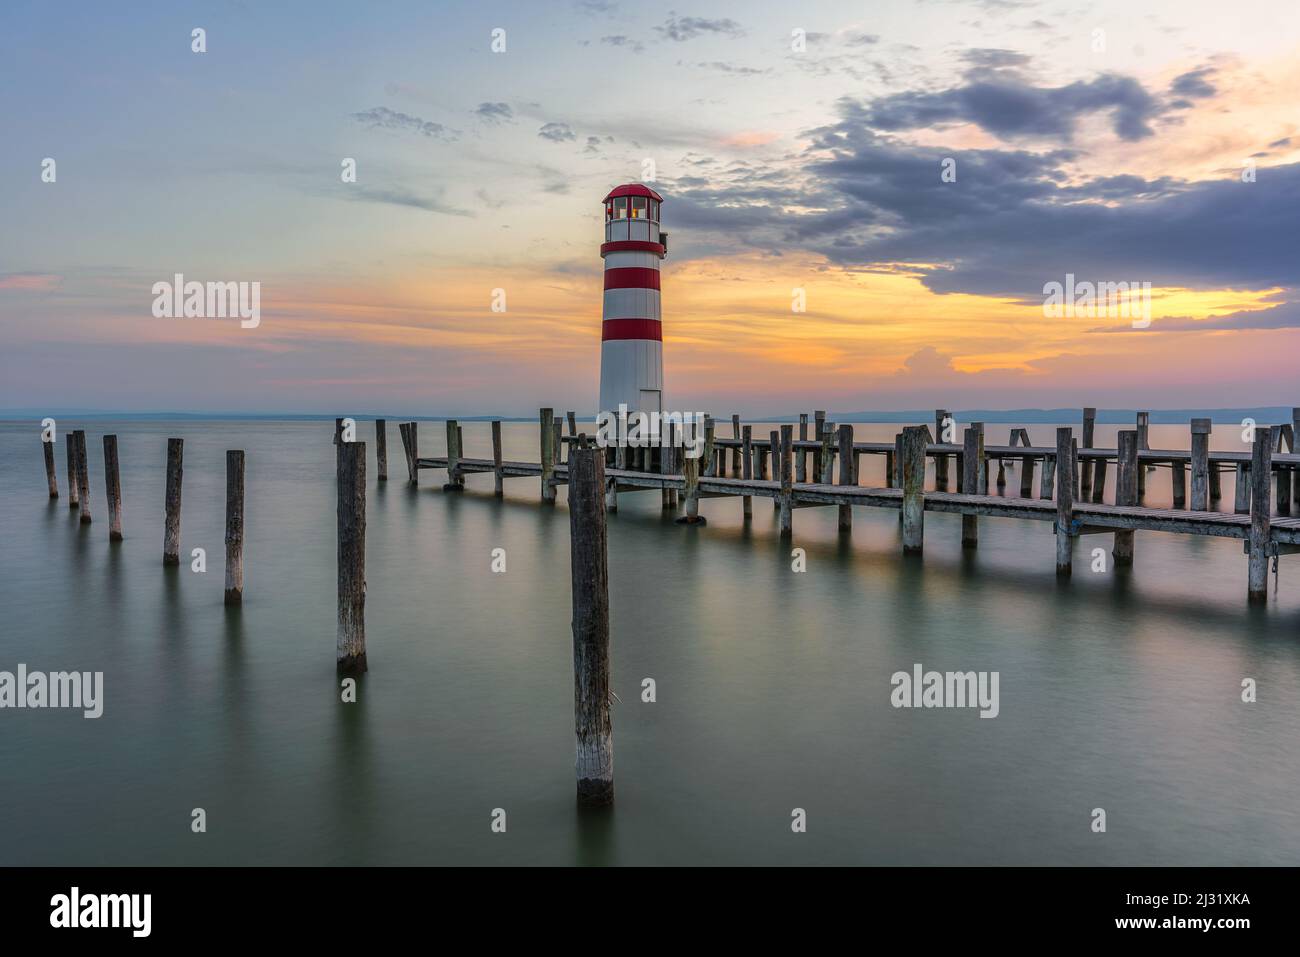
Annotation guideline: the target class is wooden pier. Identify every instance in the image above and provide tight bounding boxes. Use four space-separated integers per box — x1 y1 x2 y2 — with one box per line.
406 408 1300 601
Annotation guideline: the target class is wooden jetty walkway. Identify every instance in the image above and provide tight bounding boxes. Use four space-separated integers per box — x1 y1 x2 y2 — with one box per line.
390 407 1300 603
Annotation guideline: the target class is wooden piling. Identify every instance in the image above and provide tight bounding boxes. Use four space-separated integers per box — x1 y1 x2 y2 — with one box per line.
779 423 793 536
1190 418 1211 510
540 408 556 503
1248 427 1273 601
961 424 983 548
885 447 896 489
796 413 808 483
491 421 504 497
1091 454 1108 504
224 450 245 605
678 450 703 524
375 419 388 482
820 423 835 484
1172 459 1186 508
445 420 463 492
163 438 183 564
901 426 927 554
1071 438 1080 501
406 422 419 485
43 435 58 498
1113 431 1137 566
741 425 753 519
1136 411 1150 498
568 446 613 807
838 423 854 530
567 411 577 436
336 440 367 673
813 411 826 479
934 410 950 491
65 433 79 509
1041 452 1056 500
703 417 716 477
1275 426 1291 515
769 430 781 508
1294 408 1300 514
1055 427 1073 576
102 434 123 542
731 414 742 475
1080 407 1096 500
1019 429 1034 498
74 430 91 524
1234 463 1250 514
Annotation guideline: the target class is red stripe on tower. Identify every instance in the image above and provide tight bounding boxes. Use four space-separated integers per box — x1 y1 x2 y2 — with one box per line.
603 267 660 291
602 318 662 342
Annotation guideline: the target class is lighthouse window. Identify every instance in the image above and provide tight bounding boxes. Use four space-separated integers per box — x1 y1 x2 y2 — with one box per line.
649 200 659 220
612 196 628 218
605 202 613 221
630 196 647 218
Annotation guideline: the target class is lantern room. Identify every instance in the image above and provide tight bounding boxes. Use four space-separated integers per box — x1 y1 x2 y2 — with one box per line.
603 183 665 246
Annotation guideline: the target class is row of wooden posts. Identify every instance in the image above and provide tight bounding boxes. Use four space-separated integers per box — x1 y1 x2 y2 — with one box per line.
42 431 246 604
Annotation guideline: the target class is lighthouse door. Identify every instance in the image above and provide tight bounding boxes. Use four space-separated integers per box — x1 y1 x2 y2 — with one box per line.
638 389 661 417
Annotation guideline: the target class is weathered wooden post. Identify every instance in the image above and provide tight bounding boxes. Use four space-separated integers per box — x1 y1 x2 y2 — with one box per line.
375 419 387 482
1210 460 1223 502
1041 450 1056 499
1091 453 1108 504
678 448 703 525
1234 463 1250 514
796 413 808 483
731 414 742 475
1136 411 1150 498
65 433 78 509
961 424 983 548
703 416 716 477
74 430 91 524
163 438 183 564
996 430 1008 490
1113 431 1137 566
491 421 504 497
1248 427 1273 601
335 439 367 672
1080 408 1096 500
838 423 854 530
568 446 613 807
779 423 793 537
741 425 753 519
43 433 58 498
901 425 927 554
1190 418 1211 510
444 420 463 491
540 408 556 503
813 410 826 478
934 410 950 491
756 431 768 480
893 432 904 490
769 429 782 510
819 422 835 484
1294 408 1300 514
1019 429 1034 497
1275 425 1291 516
567 411 577 436
224 450 245 605
885 444 896 489
102 434 123 542
1172 459 1186 508
1071 438 1080 500
333 417 343 445
407 422 419 485
1055 427 1073 576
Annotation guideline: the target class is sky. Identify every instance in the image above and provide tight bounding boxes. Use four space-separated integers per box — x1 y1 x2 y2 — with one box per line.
2 0 1299 416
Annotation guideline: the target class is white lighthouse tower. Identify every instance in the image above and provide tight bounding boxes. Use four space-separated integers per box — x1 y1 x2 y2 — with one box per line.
598 183 666 420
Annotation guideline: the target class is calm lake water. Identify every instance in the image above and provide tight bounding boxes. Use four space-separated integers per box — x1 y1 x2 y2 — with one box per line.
1 418 1298 865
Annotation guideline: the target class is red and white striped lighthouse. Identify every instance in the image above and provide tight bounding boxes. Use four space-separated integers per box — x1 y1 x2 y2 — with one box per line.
598 183 666 420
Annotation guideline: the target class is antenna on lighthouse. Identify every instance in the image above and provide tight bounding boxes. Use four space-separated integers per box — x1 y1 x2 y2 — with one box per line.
598 184 666 426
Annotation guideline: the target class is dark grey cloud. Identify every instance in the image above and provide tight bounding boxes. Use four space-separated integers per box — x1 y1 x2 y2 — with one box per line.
845 31 880 46
1169 66 1217 99
350 107 458 141
600 35 644 53
1268 137 1292 149
655 15 743 42
538 122 577 142
576 0 617 12
343 185 471 216
693 60 768 75
961 48 1033 71
475 102 513 123
1090 300 1300 333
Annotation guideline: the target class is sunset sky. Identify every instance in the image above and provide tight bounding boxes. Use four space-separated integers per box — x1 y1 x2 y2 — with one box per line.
2 0 1299 416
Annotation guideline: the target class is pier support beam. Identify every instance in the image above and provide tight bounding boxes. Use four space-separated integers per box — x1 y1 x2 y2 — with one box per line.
401 422 418 485
961 424 984 548
66 433 79 509
796 414 808 483
1091 454 1108 504
491 421 504 497
901 425 927 554
1020 430 1035 498
770 430 781 510
568 447 613 807
74 430 91 524
164 438 183 564
934 410 950 491
1275 424 1291 516
1172 459 1186 508
1136 411 1150 499
741 425 753 519
1248 428 1273 601
703 417 716 478
444 420 464 491
337 440 367 674
540 408 556 503
677 452 703 525
224 450 245 605
1080 408 1096 501
1190 418 1211 510
1234 463 1250 514
731 414 742 476
838 424 855 530
1055 427 1073 575
43 434 58 498
1113 431 1137 566
103 434 123 542
375 419 387 482
779 423 793 537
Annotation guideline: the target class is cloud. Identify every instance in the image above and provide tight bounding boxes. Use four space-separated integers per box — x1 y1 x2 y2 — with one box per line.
600 35 644 53
342 185 472 216
693 60 769 75
538 122 577 142
350 107 458 141
655 15 744 42
475 102 513 123
576 0 617 12
1089 299 1300 333
0 273 60 292
1169 66 1217 99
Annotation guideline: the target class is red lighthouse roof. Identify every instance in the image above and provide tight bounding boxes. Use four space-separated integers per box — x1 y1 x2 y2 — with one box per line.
603 183 663 202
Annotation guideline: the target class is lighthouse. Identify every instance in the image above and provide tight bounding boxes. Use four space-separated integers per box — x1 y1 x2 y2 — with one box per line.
598 184 666 422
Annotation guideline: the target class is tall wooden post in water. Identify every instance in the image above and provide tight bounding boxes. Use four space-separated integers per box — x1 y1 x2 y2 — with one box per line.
491 421 504 497
43 435 58 498
375 419 387 482
74 430 91 524
1114 431 1137 566
961 424 983 548
741 425 753 519
934 410 949 491
164 438 183 564
337 440 368 672
1190 418 1211 511
838 424 855 530
102 434 123 542
1248 427 1273 601
224 450 245 605
779 423 793 537
1080 408 1096 500
901 425 927 554
1055 427 1073 575
568 447 612 807
540 408 556 503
